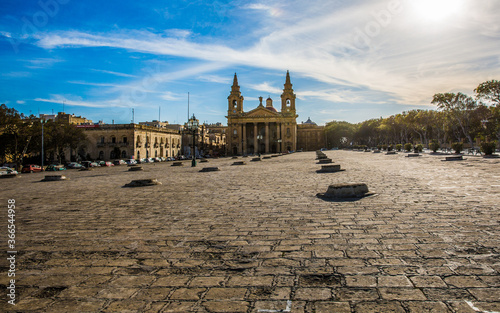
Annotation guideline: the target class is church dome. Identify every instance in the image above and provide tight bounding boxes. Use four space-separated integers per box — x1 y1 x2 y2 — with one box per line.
303 117 317 125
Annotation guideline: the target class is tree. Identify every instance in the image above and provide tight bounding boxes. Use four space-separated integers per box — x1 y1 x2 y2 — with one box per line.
475 80 500 105
325 121 355 148
0 104 37 168
432 93 478 148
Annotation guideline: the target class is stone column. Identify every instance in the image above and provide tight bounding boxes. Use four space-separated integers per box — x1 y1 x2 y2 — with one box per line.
242 123 247 155
238 124 243 155
281 123 285 152
293 123 297 152
253 123 258 154
265 122 269 154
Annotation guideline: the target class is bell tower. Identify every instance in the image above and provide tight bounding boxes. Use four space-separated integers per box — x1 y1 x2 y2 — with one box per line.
228 73 244 115
281 70 296 113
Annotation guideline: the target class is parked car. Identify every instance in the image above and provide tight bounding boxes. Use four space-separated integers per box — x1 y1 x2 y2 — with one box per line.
66 162 84 169
113 159 127 165
153 157 161 162
81 161 99 168
0 167 19 177
103 161 114 167
98 161 106 166
126 159 137 165
45 164 66 171
21 164 44 173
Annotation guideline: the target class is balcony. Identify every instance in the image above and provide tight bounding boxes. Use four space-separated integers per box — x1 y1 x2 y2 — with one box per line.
136 142 142 148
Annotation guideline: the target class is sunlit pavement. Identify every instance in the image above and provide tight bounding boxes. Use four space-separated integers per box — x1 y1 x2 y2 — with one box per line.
1 150 499 312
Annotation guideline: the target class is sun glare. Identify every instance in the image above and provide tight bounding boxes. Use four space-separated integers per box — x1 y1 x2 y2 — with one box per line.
411 0 464 22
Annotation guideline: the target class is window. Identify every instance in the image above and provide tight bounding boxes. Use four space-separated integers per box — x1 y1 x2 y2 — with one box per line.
123 136 127 143
100 136 105 144
233 100 237 108
111 136 116 143
121 151 127 158
136 135 141 143
99 151 104 159
110 151 115 159
233 129 237 135
287 128 291 136
286 99 291 106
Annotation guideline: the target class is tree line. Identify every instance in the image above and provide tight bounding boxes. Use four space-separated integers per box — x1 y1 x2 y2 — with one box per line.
325 80 500 151
0 104 88 167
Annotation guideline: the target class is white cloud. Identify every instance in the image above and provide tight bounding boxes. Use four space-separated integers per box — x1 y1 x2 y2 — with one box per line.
34 95 131 108
197 74 231 84
90 69 137 78
16 100 25 104
160 91 182 101
248 82 282 94
23 58 63 69
30 0 500 112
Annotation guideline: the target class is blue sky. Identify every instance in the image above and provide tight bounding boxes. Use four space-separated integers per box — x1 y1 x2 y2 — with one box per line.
1 0 499 125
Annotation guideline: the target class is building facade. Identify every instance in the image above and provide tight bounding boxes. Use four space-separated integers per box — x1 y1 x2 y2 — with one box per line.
226 71 298 155
297 117 326 151
182 121 227 158
83 123 182 161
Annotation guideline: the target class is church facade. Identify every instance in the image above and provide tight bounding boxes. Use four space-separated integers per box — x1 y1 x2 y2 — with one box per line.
226 71 298 155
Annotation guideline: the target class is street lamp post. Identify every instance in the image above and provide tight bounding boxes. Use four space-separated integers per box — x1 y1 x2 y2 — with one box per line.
256 134 263 156
41 120 45 168
187 114 199 167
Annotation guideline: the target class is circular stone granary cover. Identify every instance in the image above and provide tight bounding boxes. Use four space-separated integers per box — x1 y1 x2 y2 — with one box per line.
128 166 144 171
317 183 375 200
316 164 344 173
124 179 162 187
199 167 220 172
41 175 68 182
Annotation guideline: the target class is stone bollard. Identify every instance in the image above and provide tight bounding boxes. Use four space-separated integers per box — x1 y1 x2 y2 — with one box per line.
316 164 343 173
41 175 67 182
406 153 421 157
263 156 271 159
200 158 208 163
251 157 261 162
199 167 220 172
317 158 333 164
232 156 238 159
124 179 161 187
231 161 246 166
386 151 397 155
171 162 183 166
317 183 373 200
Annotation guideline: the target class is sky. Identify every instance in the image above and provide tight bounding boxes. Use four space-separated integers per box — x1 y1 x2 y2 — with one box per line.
1 0 499 126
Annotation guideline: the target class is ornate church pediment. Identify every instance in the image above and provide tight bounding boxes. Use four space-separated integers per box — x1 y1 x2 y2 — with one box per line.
245 107 279 117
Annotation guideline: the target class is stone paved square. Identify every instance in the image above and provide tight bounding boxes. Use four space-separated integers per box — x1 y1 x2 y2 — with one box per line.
1 150 499 312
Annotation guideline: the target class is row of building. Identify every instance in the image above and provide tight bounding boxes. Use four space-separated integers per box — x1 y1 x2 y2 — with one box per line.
42 72 326 161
